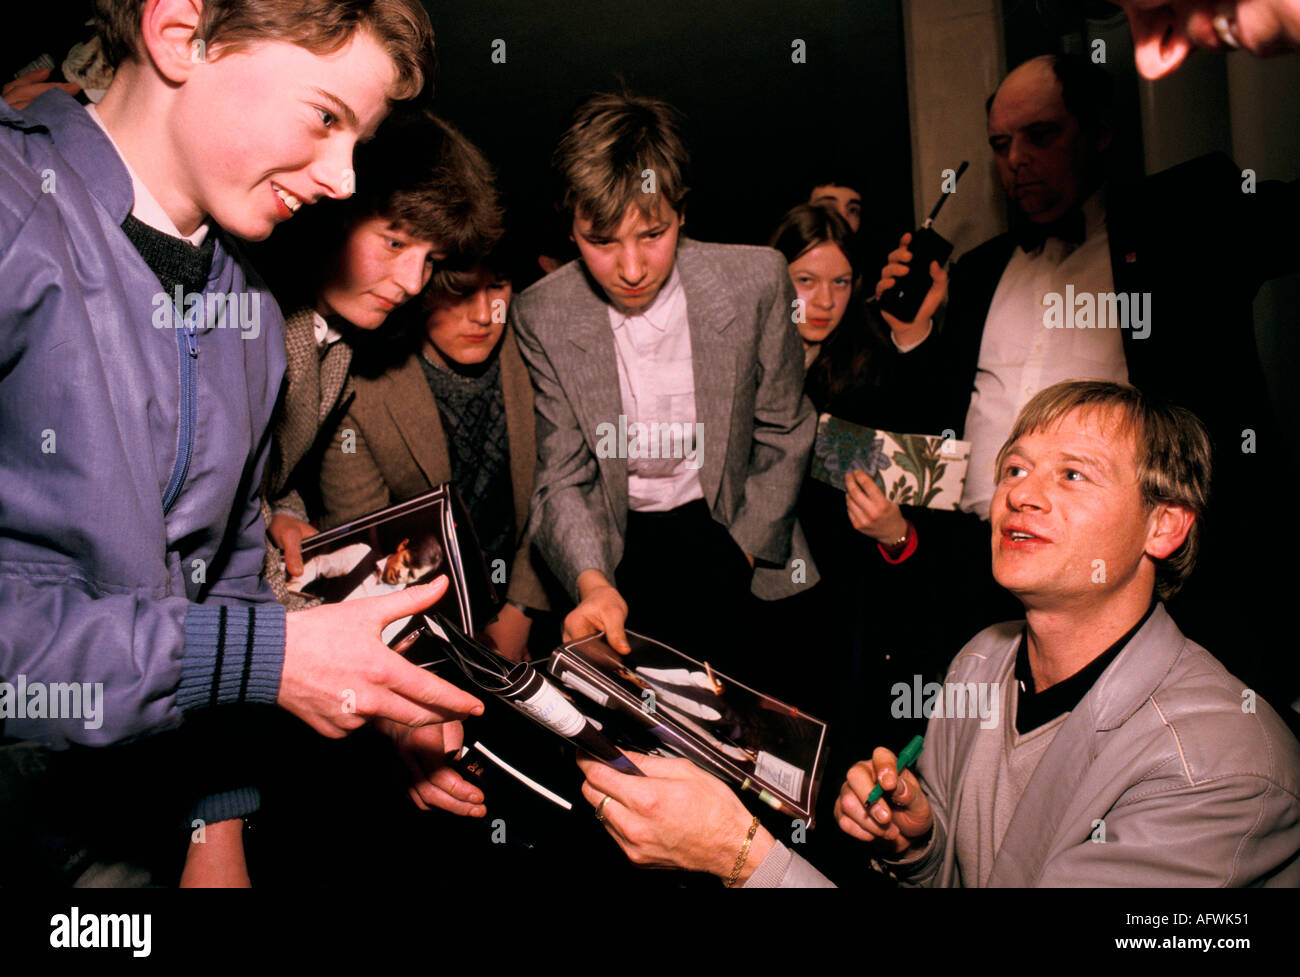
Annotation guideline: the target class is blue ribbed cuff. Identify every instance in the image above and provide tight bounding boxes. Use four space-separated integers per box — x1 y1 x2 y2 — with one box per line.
179 603 285 712
188 787 261 826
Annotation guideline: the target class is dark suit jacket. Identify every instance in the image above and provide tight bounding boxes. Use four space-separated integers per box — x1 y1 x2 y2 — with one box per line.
902 153 1300 710
316 327 551 611
933 154 1296 456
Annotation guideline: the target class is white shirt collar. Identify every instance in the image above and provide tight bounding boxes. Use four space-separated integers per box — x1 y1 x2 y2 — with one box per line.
312 311 343 347
608 265 683 332
84 103 210 247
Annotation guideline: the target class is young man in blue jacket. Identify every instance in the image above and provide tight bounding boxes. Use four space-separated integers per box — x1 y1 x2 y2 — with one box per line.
0 0 483 885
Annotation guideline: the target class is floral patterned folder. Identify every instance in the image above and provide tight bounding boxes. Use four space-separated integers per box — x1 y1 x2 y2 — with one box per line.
810 414 972 509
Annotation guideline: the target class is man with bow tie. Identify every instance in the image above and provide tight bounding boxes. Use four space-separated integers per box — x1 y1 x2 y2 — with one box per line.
858 52 1299 728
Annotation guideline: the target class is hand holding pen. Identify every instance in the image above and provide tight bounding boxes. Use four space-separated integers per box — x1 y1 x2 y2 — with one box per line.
834 736 933 857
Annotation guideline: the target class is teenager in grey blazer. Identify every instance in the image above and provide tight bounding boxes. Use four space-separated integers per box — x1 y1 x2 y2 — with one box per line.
577 382 1300 887
513 237 817 599
511 92 816 664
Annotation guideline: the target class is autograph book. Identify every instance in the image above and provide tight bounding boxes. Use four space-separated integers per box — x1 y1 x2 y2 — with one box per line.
811 413 971 510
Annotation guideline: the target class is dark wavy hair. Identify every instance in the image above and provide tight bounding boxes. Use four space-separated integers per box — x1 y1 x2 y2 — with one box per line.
252 109 503 315
769 203 883 411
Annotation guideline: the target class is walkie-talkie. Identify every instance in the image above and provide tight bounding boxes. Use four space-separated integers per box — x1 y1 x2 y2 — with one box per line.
878 161 969 323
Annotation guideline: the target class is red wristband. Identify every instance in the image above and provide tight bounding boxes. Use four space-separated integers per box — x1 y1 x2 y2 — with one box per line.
878 522 918 564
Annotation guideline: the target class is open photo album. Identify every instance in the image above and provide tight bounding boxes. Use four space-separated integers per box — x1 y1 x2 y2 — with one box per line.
290 485 498 645
406 618 829 825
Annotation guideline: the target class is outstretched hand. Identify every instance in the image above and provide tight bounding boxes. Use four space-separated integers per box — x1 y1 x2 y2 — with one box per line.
281 577 484 737
564 570 631 654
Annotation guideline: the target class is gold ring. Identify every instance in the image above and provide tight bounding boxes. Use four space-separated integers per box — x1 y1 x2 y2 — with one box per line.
595 794 611 822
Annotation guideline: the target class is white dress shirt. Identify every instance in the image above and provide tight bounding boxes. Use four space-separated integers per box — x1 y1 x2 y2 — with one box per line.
608 266 705 512
960 192 1127 517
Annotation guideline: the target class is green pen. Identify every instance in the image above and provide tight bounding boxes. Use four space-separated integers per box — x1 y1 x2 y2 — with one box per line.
865 734 924 806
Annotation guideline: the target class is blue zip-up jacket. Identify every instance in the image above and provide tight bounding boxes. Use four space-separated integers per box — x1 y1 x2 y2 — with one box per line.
0 89 287 756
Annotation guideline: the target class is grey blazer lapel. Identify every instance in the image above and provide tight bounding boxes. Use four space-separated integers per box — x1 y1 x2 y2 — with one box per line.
937 636 1017 886
987 606 1185 886
563 276 628 523
382 355 452 490
676 242 737 507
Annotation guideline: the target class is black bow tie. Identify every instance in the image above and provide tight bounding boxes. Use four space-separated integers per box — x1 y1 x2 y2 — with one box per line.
1014 210 1086 253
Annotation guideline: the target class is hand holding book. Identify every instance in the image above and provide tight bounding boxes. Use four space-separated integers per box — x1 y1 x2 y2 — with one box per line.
811 414 971 511
845 469 911 545
267 510 318 579
374 717 486 818
577 751 776 884
563 571 631 654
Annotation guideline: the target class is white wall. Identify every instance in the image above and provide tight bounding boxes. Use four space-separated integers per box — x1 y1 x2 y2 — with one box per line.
902 0 1007 259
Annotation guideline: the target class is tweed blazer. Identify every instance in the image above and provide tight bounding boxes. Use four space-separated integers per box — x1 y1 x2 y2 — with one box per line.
509 238 818 601
260 306 354 606
265 306 354 513
316 327 549 610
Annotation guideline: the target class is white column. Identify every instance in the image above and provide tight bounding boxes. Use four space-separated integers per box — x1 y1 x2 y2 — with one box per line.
902 0 1008 259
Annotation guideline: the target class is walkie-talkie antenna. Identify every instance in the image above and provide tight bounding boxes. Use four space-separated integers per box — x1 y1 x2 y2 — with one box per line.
922 160 969 228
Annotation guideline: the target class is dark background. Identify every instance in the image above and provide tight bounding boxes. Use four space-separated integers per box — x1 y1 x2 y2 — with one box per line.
420 0 913 268
5 0 915 275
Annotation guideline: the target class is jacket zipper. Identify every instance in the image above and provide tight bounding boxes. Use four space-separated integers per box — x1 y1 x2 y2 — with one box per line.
161 301 199 514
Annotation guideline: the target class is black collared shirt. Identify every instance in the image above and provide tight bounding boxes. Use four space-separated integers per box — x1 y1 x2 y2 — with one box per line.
1014 601 1158 734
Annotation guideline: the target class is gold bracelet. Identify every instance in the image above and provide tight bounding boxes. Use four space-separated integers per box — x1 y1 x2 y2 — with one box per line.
725 817 762 888
881 522 912 553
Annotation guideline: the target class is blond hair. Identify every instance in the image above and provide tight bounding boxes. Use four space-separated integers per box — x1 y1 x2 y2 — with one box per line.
995 380 1211 599
552 92 691 234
